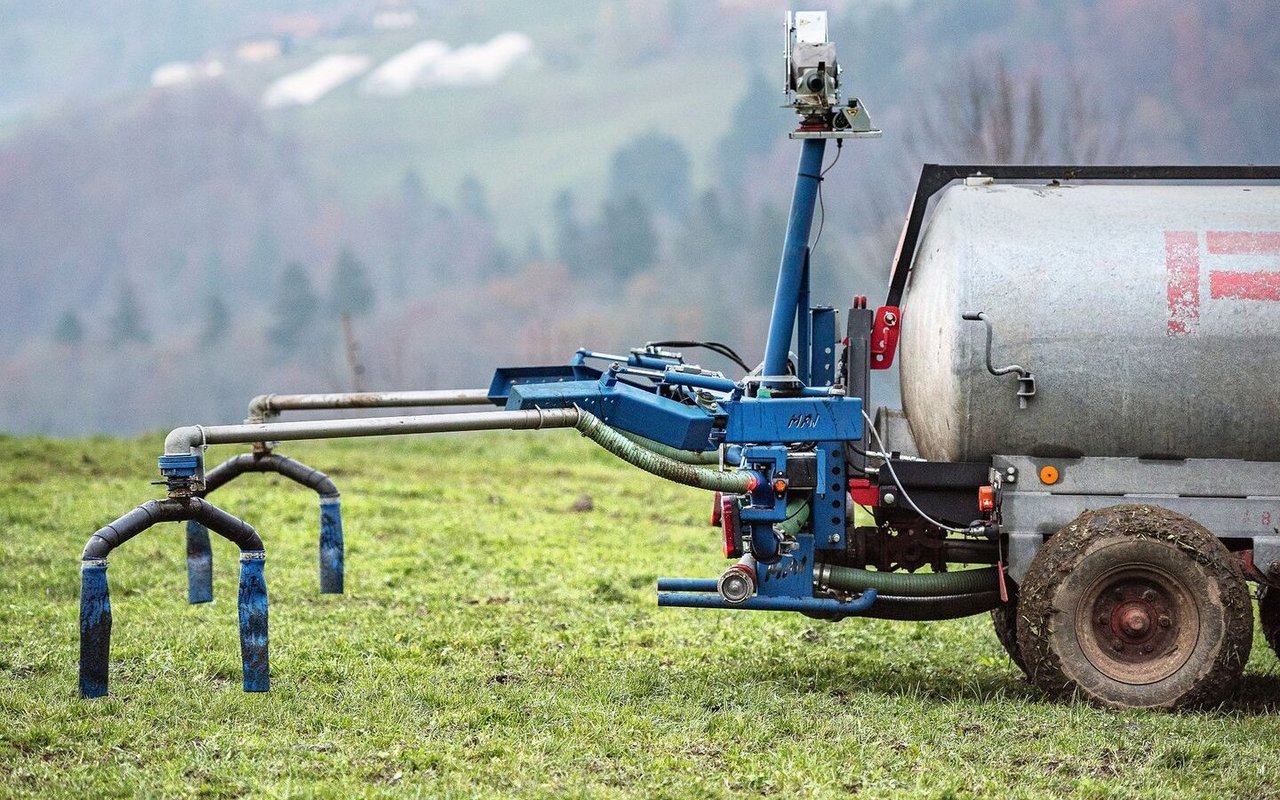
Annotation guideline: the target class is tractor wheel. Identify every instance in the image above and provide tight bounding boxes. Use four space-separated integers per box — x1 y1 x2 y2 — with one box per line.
1016 504 1252 710
1257 584 1280 658
990 582 1027 676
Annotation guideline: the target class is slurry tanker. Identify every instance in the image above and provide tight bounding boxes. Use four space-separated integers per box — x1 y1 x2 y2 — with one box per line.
79 12 1280 709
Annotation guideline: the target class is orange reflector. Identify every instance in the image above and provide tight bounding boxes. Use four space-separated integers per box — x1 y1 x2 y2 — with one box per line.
1039 465 1060 485
772 478 788 493
977 485 996 512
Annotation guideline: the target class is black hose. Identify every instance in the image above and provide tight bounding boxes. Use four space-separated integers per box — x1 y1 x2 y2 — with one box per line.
84 497 262 559
806 591 1001 622
204 453 337 495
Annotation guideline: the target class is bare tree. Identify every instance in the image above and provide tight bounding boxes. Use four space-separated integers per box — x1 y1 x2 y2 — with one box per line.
910 55 1126 164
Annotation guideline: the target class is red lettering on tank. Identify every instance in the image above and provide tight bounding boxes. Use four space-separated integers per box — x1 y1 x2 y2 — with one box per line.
1164 231 1200 335
1166 230 1280 336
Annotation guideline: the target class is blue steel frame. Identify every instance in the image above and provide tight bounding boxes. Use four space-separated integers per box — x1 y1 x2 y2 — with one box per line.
485 134 874 617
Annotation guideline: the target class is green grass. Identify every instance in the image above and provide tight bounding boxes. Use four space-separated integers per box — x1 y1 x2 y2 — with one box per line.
3 432 1280 798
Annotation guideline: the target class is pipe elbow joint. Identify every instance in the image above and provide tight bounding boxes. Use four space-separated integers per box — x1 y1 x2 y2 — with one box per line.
245 394 276 423
82 535 112 560
164 425 205 455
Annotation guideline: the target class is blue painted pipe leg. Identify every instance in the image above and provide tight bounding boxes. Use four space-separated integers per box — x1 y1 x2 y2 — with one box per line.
237 552 270 692
79 560 112 698
318 494 344 594
186 520 214 604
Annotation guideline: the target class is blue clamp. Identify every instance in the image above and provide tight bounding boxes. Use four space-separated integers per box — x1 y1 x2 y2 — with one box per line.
158 454 201 478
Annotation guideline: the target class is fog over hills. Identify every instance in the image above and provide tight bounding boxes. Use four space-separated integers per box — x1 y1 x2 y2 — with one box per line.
1 1 1277 435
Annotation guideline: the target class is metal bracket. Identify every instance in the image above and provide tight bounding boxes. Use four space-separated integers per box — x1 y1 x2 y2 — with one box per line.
962 312 1036 408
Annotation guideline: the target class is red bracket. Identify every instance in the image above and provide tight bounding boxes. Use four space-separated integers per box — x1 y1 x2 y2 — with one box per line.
870 305 901 370
847 478 879 508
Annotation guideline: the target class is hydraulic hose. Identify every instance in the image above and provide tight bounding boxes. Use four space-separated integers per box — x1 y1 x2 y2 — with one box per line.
574 409 756 493
816 563 998 597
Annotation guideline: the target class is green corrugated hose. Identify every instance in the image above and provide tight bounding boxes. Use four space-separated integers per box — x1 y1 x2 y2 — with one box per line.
575 409 755 493
776 498 810 535
614 429 721 465
819 564 998 597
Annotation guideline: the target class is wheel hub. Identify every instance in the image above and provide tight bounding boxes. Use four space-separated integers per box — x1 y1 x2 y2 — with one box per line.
1076 566 1199 685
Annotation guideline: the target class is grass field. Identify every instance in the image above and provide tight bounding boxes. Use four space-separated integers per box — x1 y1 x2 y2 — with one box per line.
3 432 1280 798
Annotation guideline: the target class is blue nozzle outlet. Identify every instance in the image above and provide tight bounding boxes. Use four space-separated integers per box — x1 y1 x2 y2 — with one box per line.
79 561 112 698
237 552 269 692
186 521 213 604
318 495 344 594
158 454 201 478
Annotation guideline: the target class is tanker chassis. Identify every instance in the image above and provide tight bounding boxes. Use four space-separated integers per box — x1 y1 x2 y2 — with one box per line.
76 13 1280 710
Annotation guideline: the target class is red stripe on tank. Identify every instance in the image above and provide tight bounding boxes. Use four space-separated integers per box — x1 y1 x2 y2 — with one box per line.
1164 231 1200 336
1209 270 1280 301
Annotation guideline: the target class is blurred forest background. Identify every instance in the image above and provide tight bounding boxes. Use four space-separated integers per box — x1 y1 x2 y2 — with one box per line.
1 0 1277 435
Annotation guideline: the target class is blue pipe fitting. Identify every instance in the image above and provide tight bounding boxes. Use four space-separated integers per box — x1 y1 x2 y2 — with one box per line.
78 560 112 698
318 494 344 594
186 521 213 604
237 552 270 692
748 524 783 564
158 453 201 478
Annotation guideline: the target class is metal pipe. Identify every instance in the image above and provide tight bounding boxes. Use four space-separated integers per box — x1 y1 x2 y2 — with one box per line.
656 577 719 592
657 588 876 614
246 389 492 420
762 137 827 383
662 371 738 393
165 408 581 454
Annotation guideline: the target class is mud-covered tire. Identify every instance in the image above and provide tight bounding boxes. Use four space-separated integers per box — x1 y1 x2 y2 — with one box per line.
1017 504 1252 710
990 582 1027 676
1258 584 1280 658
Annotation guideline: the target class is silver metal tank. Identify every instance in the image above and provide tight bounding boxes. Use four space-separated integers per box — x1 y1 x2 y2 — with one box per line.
898 181 1280 462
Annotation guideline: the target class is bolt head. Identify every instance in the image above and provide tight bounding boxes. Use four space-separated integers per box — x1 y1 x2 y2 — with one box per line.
1158 615 1171 628
828 534 840 543
1141 589 1157 602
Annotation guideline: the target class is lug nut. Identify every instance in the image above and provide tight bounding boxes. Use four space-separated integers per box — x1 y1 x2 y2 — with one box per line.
1111 640 1125 652
1158 615 1171 628
1141 589 1157 602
